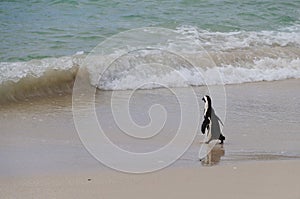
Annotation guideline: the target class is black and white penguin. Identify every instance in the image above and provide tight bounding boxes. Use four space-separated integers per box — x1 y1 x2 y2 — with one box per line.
201 95 225 144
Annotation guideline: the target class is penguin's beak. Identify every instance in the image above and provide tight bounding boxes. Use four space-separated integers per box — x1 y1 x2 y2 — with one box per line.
202 97 205 102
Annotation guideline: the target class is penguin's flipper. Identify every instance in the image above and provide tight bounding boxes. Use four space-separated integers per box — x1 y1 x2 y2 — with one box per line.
201 118 210 134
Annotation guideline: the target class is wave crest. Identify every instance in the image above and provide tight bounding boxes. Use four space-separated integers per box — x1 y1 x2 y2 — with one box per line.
1 25 300 103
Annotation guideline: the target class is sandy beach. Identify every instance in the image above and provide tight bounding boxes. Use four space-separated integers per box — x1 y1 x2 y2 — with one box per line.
1 161 300 199
0 79 300 198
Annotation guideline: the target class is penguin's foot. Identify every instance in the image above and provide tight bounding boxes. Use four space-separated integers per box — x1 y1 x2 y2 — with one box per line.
219 134 225 144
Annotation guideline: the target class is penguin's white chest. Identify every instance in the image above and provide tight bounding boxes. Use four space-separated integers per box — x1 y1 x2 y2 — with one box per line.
204 103 208 116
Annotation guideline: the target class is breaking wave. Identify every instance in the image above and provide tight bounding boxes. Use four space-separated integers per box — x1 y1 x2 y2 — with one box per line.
1 25 300 103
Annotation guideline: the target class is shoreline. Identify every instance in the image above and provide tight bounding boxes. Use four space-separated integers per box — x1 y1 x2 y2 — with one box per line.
0 77 299 107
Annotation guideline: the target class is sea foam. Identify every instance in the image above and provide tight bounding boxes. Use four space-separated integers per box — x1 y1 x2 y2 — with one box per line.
0 25 299 102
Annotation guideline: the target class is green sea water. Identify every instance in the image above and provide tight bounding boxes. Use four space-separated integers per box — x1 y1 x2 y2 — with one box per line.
1 0 299 61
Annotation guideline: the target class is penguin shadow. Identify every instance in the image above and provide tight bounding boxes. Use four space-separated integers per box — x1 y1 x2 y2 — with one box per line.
200 144 225 166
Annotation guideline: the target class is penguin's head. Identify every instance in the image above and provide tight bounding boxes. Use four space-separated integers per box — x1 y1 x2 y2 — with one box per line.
202 95 211 107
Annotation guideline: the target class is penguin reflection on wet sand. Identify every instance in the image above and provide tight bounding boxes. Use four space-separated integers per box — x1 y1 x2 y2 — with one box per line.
201 95 225 144
201 145 225 166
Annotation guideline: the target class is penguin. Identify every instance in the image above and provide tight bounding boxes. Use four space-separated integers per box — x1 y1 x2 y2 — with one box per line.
201 95 225 144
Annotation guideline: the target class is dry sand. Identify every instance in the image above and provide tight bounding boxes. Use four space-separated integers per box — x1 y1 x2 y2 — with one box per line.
1 160 300 199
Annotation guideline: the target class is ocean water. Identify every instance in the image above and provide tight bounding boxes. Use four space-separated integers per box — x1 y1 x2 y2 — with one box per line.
0 0 300 102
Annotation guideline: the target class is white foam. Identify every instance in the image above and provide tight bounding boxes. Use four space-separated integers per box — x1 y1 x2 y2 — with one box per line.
95 57 300 90
175 24 300 51
1 25 300 91
92 25 300 90
218 57 300 84
0 54 84 84
100 67 202 90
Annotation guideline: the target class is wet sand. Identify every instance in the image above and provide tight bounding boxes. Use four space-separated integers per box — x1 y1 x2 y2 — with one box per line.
0 79 300 198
